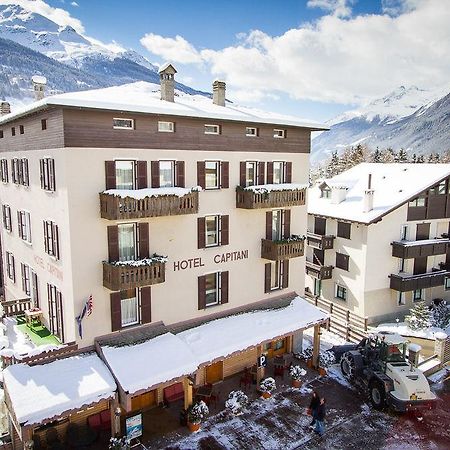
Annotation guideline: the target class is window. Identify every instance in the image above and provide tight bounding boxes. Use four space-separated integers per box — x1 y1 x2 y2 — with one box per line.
198 271 228 309
0 159 8 183
11 158 20 185
6 252 15 282
337 221 351 239
205 161 220 189
205 272 219 306
321 187 331 199
41 119 47 130
40 158 56 191
11 158 29 186
204 124 220 135
271 210 283 241
270 261 281 290
2 205 12 232
398 258 406 273
205 216 219 247
245 161 257 187
273 161 285 184
335 284 347 301
265 260 289 292
43 220 60 259
115 160 135 190
400 225 409 241
118 223 136 262
21 263 31 295
111 287 151 331
113 118 134 129
19 125 24 135
17 210 32 243
413 289 423 302
158 121 175 132
273 129 286 139
198 215 229 248
11 127 15 137
430 181 447 195
245 127 258 137
335 252 349 271
409 196 426 207
159 160 175 187
397 292 405 306
313 279 322 296
47 284 64 341
274 339 284 351
121 289 139 327
0 130 3 139
445 277 450 290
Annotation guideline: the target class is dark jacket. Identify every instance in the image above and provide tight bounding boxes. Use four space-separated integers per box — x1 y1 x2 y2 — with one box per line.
316 403 326 421
309 395 320 411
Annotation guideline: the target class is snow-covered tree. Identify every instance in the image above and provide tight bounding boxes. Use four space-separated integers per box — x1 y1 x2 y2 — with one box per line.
372 147 382 163
397 148 408 162
430 301 450 328
405 301 431 330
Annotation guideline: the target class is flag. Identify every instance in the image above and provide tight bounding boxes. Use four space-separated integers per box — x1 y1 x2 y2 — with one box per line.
87 295 93 316
76 295 93 338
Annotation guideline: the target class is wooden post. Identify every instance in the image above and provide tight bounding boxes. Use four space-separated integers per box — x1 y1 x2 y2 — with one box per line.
286 335 293 353
111 395 121 438
312 324 320 369
183 377 193 410
256 345 265 384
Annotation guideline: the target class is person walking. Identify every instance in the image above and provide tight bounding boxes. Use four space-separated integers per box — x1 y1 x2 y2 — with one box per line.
308 390 320 427
314 397 326 437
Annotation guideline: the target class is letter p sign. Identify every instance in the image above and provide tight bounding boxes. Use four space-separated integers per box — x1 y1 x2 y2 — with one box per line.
257 354 267 368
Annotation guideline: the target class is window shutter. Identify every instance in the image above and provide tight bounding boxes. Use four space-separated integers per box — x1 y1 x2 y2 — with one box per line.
39 159 44 189
49 159 56 191
266 211 272 240
197 161 206 189
220 215 229 246
267 162 274 184
220 161 229 189
239 162 246 187
11 255 15 283
32 271 39 307
110 292 122 332
17 211 23 238
264 263 271 293
105 161 116 190
107 225 119 262
285 162 292 183
283 209 291 239
258 162 265 185
220 271 229 304
282 260 289 288
17 159 23 185
176 161 185 188
138 222 149 259
197 217 206 249
198 275 206 310
22 159 29 186
140 287 152 324
136 161 148 189
53 223 60 260
151 161 160 188
43 221 48 253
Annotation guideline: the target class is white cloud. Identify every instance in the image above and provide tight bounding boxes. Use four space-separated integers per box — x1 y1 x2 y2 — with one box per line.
70 1 79 6
307 0 353 18
141 0 450 105
140 33 202 64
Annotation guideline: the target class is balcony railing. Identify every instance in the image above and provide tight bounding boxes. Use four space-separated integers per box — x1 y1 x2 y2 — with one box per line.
103 260 166 291
236 186 306 209
305 261 333 280
261 238 305 261
389 269 449 292
391 238 450 259
100 190 199 220
306 232 335 250
1 298 32 317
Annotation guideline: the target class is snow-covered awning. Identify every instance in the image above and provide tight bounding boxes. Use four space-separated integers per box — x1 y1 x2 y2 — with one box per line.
3 354 116 426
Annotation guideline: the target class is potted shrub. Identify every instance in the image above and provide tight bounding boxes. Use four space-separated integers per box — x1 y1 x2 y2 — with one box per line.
109 436 130 450
187 401 209 432
318 350 335 377
259 377 276 399
289 365 307 388
225 390 249 416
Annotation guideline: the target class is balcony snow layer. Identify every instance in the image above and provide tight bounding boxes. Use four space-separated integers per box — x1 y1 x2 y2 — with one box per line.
236 184 307 209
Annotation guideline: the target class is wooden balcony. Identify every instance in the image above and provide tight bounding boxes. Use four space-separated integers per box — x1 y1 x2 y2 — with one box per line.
389 269 449 292
306 232 335 250
391 238 450 259
1 298 32 317
100 190 199 220
261 238 305 261
305 261 333 280
236 187 306 209
103 260 165 291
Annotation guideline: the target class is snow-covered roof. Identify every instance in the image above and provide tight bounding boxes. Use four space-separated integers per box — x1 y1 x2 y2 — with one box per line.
3 354 116 426
309 163 450 224
31 75 47 85
0 81 328 130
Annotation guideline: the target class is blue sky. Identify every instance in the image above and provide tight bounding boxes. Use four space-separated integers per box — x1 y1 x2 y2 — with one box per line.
34 1 450 121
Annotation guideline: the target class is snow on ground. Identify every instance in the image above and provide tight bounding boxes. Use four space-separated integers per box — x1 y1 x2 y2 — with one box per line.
376 321 449 340
303 327 350 350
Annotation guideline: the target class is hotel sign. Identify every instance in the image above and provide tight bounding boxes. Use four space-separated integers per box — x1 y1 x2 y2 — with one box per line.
173 249 249 271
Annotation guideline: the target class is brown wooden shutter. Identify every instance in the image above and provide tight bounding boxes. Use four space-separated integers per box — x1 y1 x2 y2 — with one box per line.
197 217 206 249
140 287 152 324
107 225 119 262
220 271 229 304
264 263 271 293
285 162 292 183
283 209 291 239
136 161 148 189
11 255 15 283
22 159 29 186
198 275 206 310
17 211 22 238
220 215 229 246
151 161 160 188
43 221 48 253
267 162 274 184
138 222 149 259
266 211 272 240
49 159 56 191
110 292 122 332
176 161 185 188
53 223 60 260
239 162 246 187
197 161 206 189
282 260 289 288
105 161 116 190
220 161 229 189
258 162 265 185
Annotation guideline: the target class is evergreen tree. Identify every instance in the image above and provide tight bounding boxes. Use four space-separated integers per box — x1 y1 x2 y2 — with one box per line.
433 153 440 163
427 153 434 163
372 147 382 163
405 301 431 330
397 148 408 163
412 153 418 163
430 301 450 329
417 155 425 163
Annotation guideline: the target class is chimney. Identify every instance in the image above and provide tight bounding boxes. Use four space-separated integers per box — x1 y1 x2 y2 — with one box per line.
363 173 374 213
159 63 177 102
212 80 226 107
32 75 47 101
330 186 348 204
0 100 11 116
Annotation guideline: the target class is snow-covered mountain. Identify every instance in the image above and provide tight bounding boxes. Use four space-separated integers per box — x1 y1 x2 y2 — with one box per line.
312 86 450 165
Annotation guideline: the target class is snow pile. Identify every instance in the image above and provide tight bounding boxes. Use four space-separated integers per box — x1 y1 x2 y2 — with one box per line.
3 354 116 425
242 183 308 194
103 186 201 200
109 254 168 267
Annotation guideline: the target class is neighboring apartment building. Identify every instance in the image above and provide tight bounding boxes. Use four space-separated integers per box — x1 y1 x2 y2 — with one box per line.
306 163 450 324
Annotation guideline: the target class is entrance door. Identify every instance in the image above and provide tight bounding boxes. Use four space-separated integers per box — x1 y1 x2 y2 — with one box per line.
131 390 156 411
416 223 430 240
314 217 326 235
205 361 223 384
